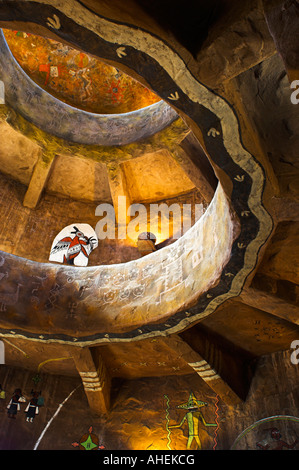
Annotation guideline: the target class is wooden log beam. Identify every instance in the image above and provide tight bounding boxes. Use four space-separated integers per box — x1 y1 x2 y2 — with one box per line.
263 0 299 82
71 347 111 415
171 146 215 203
222 78 280 199
194 0 277 87
179 132 218 191
23 151 55 209
162 334 242 405
239 288 299 326
106 162 131 237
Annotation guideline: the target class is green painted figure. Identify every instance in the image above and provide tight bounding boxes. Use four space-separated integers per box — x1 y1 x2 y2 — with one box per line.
169 392 217 450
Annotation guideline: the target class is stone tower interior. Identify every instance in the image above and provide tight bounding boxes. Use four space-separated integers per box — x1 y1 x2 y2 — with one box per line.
0 0 298 454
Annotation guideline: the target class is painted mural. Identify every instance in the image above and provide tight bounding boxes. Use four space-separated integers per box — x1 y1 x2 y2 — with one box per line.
0 30 176 146
6 388 26 419
72 426 105 450
0 0 274 347
49 224 98 266
231 416 299 450
3 29 160 114
165 392 218 450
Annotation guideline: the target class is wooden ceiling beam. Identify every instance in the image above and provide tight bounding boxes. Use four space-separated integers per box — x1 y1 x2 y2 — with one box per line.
194 0 277 87
239 287 299 326
162 334 242 405
180 324 259 402
263 0 299 83
171 146 215 203
179 132 218 190
23 150 55 209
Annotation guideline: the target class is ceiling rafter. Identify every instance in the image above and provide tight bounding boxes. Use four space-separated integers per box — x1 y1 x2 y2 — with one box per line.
161 334 242 406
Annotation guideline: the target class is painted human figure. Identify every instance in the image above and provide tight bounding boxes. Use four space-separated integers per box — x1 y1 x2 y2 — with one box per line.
169 392 217 450
7 388 26 419
256 427 298 450
37 392 45 408
25 391 40 423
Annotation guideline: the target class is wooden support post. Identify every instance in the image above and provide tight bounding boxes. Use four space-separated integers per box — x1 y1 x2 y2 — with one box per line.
106 162 132 238
23 151 55 209
72 347 110 415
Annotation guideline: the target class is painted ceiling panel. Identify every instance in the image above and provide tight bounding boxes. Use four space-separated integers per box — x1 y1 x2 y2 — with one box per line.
47 154 112 203
3 29 160 114
123 149 195 203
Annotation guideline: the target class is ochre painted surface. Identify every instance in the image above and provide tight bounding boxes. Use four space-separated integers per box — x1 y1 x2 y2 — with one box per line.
123 149 195 203
46 155 112 204
0 171 204 265
0 121 40 185
3 29 160 114
0 111 188 204
0 1 278 351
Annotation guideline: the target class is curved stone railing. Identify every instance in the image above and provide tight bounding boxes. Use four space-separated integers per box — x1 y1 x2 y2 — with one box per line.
0 184 236 345
0 30 178 146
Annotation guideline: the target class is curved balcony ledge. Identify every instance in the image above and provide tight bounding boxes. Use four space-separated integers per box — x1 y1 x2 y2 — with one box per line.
0 184 238 345
0 30 178 146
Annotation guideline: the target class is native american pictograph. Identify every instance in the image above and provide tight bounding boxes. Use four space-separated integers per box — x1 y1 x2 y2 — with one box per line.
168 392 217 450
49 224 98 267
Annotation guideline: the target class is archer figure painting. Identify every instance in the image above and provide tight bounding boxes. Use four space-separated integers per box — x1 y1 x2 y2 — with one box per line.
49 224 98 266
